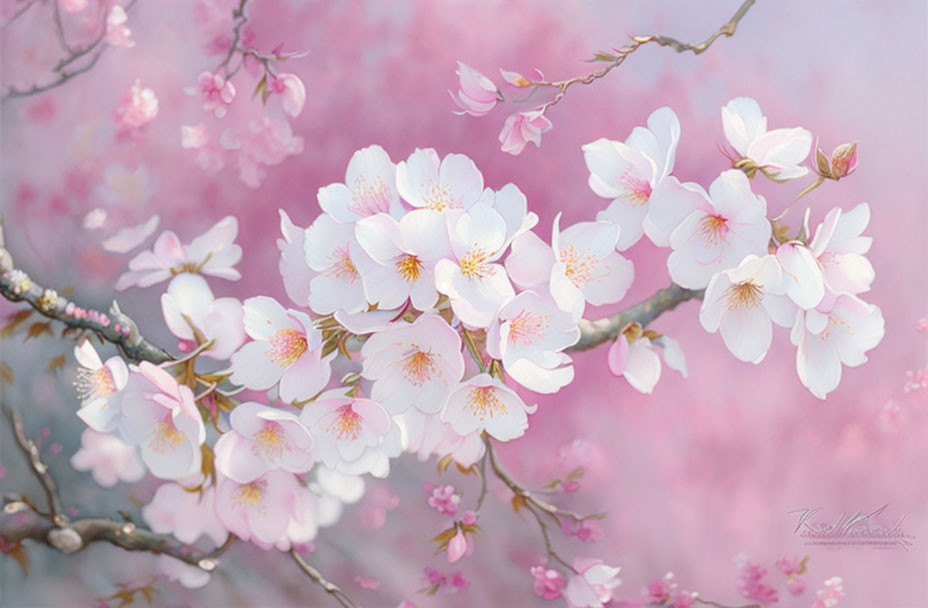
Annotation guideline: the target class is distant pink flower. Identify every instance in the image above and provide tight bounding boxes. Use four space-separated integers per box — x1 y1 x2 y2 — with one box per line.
647 572 695 607
181 124 225 172
220 117 304 187
359 484 399 530
355 575 381 590
564 557 622 608
142 483 228 546
115 80 158 134
917 318 928 331
105 5 134 48
61 0 88 13
810 577 845 608
449 62 500 117
271 73 307 117
192 71 236 118
531 564 566 600
70 429 145 487
101 215 159 254
499 108 552 155
423 567 469 595
427 484 460 516
561 518 603 542
786 577 806 596
904 366 928 393
736 562 778 605
83 208 107 231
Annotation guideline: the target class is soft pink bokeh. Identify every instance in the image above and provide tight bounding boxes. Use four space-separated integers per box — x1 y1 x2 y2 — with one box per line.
2 0 926 606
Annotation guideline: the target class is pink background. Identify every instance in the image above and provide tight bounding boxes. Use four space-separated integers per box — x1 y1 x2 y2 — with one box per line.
2 0 926 606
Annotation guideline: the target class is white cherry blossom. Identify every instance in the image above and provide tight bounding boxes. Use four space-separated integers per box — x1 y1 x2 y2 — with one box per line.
722 97 812 180
73 340 129 432
441 374 537 441
160 273 245 360
808 202 874 295
317 145 404 222
304 213 371 314
396 148 484 213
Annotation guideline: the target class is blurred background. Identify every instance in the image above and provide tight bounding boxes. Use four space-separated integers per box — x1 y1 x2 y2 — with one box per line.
1 0 926 606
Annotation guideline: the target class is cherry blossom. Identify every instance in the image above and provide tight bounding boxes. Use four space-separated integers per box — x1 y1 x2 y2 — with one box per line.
181 123 225 172
607 328 687 394
214 402 314 483
564 557 622 608
722 97 812 180
814 141 858 180
117 362 206 479
361 313 465 415
811 576 845 608
776 240 825 309
70 429 145 488
60 0 88 13
73 340 129 432
499 108 552 155
791 293 884 399
317 145 403 222
191 71 236 118
808 203 874 296
486 290 580 393
271 73 306 117
397 148 484 213
105 5 134 48
665 170 771 289
158 555 212 589
142 483 229 546
114 80 158 135
277 210 314 308
426 484 461 516
434 203 515 327
397 408 485 467
300 390 393 473
531 564 566 600
220 117 305 188
229 297 333 403
354 210 449 310
303 213 371 314
584 107 680 249
160 273 245 359
115 216 243 290
481 182 538 246
441 374 537 441
449 62 500 117
699 255 794 364
736 561 778 604
101 215 159 253
214 470 302 546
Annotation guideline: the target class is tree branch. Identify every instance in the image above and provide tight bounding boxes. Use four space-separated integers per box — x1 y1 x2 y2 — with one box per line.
570 284 704 352
0 217 173 364
5 406 65 526
290 550 358 608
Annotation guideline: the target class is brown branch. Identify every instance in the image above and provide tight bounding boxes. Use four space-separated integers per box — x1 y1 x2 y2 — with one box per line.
0 217 173 364
216 0 250 72
4 406 65 526
570 284 704 352
1 0 141 102
527 0 756 114
290 550 358 608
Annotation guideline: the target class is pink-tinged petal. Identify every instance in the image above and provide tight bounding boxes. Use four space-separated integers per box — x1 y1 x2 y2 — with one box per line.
276 73 306 117
622 339 661 394
658 336 687 378
161 273 215 341
643 177 710 247
355 214 403 263
241 296 296 340
101 215 160 253
277 210 314 307
606 337 629 376
721 97 767 156
505 231 555 289
720 306 772 364
625 106 681 182
447 529 467 563
747 127 812 177
202 297 246 360
152 230 187 264
278 349 331 404
214 431 269 483
438 154 484 210
580 251 634 307
230 340 288 389
777 242 824 309
396 148 441 209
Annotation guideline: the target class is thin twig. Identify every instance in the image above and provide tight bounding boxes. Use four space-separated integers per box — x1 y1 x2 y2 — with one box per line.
4 405 65 526
1 0 40 30
290 550 358 608
527 0 756 115
216 0 250 72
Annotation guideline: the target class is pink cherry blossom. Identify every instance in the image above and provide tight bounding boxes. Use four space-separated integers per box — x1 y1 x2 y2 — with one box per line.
808 203 874 296
73 340 129 432
116 362 206 480
214 470 302 546
449 62 500 117
220 117 304 188
700 254 795 364
114 80 158 135
192 71 236 118
396 148 484 213
105 5 134 48
70 429 145 487
361 313 465 415
665 170 771 289
584 107 680 249
181 123 225 172
810 576 845 608
229 297 333 404
214 402 314 483
83 208 107 231
300 390 393 474
427 484 461 516
304 213 372 314
60 0 88 13
277 210 315 308
161 274 245 360
531 564 566 600
317 145 403 222
158 556 211 589
486 290 580 393
722 96 812 180
564 557 622 608
499 108 552 155
271 73 306 117
736 561 778 604
142 483 228 546
397 408 485 467
115 215 242 290
776 240 825 309
101 215 160 254
441 373 537 441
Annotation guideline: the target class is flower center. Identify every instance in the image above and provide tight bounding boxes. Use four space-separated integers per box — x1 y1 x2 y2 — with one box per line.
459 247 494 279
507 309 549 345
350 175 392 216
235 480 266 511
150 418 184 454
699 214 730 245
560 245 599 288
421 179 461 212
327 245 360 282
724 280 763 310
252 421 289 460
74 367 116 403
399 348 440 386
396 254 423 282
465 386 507 421
268 329 307 368
328 404 363 440
617 170 652 206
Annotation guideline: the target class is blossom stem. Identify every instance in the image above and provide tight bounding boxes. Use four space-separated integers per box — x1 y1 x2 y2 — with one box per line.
290 550 358 608
796 175 826 199
460 327 486 373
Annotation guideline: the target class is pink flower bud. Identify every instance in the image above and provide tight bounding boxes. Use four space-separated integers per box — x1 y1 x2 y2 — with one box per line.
275 73 306 118
814 141 858 180
449 62 500 117
498 108 552 155
446 528 467 563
